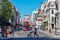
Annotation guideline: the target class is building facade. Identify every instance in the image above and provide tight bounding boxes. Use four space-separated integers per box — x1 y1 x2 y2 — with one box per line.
47 0 58 32
9 4 20 26
31 9 39 27
56 0 60 31
39 0 58 32
22 15 31 26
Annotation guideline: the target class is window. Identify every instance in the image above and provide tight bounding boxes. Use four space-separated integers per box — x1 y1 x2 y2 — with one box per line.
46 9 49 13
56 3 58 10
52 10 54 14
52 17 53 21
27 18 29 20
38 19 42 21
44 15 46 18
51 5 54 7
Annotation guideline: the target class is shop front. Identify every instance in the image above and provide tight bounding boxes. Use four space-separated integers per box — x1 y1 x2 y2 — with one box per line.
38 21 43 29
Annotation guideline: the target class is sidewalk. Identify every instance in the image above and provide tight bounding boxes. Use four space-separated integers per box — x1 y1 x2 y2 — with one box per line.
39 29 60 38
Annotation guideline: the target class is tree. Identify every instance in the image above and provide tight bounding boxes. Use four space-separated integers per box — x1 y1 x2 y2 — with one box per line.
0 0 13 25
0 0 14 37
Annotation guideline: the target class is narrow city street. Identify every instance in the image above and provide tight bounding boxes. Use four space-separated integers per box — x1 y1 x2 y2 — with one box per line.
10 29 58 38
0 29 60 40
1 0 60 40
8 29 60 40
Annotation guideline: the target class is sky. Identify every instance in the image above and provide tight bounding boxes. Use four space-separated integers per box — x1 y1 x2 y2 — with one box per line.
10 0 46 19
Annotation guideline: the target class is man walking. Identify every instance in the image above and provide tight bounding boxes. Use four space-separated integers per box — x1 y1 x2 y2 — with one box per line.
27 26 33 37
33 25 39 37
27 25 39 37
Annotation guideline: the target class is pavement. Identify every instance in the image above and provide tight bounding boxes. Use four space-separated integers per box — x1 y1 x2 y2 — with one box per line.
39 29 60 38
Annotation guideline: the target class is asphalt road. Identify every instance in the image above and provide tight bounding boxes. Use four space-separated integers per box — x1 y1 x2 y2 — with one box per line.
10 30 58 38
0 29 60 40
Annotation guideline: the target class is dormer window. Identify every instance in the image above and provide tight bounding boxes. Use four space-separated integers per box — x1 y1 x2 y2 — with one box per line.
49 1 56 8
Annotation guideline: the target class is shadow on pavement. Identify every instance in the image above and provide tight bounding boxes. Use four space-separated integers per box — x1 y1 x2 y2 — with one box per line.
0 37 60 40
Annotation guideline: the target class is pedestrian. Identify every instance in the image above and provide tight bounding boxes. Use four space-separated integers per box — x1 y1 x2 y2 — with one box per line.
43 25 45 31
6 26 10 37
6 29 10 37
27 25 34 37
16 25 18 31
27 30 33 37
27 26 33 37
33 25 39 37
1 25 5 37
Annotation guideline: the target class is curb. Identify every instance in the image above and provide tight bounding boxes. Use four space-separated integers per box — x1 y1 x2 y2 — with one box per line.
39 30 60 38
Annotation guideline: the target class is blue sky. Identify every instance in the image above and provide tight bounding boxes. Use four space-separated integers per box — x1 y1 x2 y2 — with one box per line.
10 0 46 18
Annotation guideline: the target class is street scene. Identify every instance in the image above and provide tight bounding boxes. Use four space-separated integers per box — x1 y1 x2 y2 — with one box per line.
0 0 60 40
10 29 60 38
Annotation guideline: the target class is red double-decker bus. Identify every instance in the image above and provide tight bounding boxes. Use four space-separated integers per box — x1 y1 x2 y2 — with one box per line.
22 20 30 31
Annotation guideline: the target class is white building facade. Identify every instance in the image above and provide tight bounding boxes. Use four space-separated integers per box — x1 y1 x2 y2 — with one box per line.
55 0 60 32
47 0 58 32
40 0 57 32
31 10 39 26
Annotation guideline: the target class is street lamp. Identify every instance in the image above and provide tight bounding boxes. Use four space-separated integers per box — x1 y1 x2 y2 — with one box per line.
55 13 58 35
